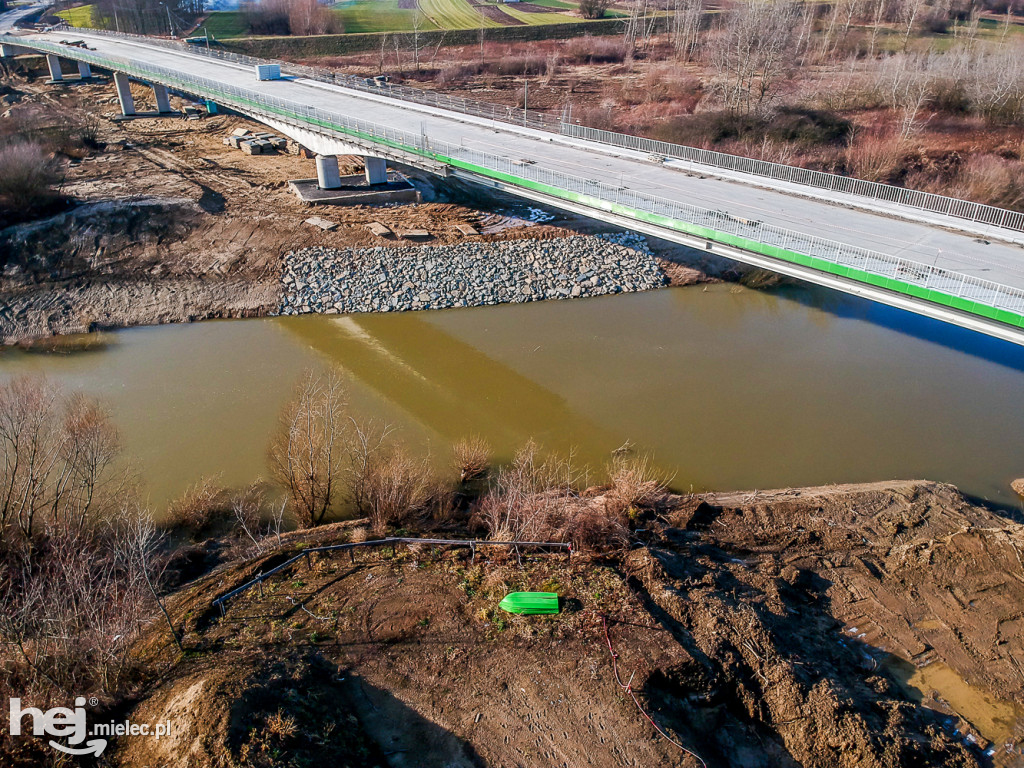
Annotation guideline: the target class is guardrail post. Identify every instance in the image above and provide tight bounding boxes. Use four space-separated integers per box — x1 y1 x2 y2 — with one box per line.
304 551 312 570
257 577 264 598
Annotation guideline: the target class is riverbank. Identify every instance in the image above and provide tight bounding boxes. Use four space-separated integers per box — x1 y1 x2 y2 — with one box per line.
111 479 1023 767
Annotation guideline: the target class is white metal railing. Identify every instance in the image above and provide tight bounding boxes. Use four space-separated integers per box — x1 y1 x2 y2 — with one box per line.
8 34 1024 323
39 25 1024 234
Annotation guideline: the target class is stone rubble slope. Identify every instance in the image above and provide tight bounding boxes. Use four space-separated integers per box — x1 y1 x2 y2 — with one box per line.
277 233 666 315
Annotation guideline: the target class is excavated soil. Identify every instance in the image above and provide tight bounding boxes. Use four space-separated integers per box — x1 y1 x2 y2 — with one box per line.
110 481 1024 768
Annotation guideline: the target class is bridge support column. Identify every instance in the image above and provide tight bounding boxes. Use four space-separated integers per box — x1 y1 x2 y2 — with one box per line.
315 154 342 190
364 156 387 186
113 72 135 116
152 83 172 113
0 44 27 58
77 61 92 79
45 54 64 83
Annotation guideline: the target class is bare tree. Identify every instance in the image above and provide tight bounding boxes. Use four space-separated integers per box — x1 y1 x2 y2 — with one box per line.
0 377 125 544
670 0 703 61
268 370 347 528
708 1 803 116
116 505 183 654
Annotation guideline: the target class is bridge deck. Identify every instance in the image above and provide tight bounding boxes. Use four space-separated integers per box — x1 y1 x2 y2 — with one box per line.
9 25 1024 342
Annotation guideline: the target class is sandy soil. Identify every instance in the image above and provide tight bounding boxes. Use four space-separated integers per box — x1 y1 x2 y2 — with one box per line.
0 75 716 347
102 480 1024 768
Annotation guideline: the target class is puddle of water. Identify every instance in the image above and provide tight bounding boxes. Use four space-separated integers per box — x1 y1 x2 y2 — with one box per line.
886 655 1024 746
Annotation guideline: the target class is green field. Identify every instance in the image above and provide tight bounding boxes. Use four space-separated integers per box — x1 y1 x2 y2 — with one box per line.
204 0 627 39
417 0 499 29
201 11 249 39
55 4 97 27
334 0 439 33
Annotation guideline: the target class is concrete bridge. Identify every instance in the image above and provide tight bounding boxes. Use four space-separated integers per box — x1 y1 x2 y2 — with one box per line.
3 18 1024 346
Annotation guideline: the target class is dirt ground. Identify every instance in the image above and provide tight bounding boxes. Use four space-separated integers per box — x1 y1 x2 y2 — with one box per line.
0 72 717 347
103 480 1024 768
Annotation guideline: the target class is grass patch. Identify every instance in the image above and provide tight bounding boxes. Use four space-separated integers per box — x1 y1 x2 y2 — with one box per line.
55 4 97 27
419 0 500 29
333 0 439 33
203 11 249 39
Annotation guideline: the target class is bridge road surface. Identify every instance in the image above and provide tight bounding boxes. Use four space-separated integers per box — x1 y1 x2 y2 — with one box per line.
10 26 1024 344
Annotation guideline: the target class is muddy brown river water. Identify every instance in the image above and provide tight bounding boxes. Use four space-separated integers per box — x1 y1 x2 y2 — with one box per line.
0 282 1022 509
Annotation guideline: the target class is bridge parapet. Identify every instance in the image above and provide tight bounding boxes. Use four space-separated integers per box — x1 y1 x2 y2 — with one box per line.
44 25 1024 241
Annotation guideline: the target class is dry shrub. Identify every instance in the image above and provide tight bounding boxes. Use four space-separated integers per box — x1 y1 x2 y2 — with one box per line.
556 505 629 552
473 441 583 542
953 154 1024 210
353 446 448 535
845 131 907 183
604 453 669 518
472 442 626 552
165 476 229 532
563 36 629 65
0 142 61 216
453 435 492 483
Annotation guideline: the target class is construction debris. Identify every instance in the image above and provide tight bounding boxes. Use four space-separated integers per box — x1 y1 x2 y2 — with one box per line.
304 216 338 231
399 229 431 240
224 129 288 154
455 223 479 236
366 222 392 237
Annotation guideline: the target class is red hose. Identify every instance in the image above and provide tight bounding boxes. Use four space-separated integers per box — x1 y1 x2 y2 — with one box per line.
601 615 708 768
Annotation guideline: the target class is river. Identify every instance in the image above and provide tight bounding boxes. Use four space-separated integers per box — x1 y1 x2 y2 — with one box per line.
0 281 1022 510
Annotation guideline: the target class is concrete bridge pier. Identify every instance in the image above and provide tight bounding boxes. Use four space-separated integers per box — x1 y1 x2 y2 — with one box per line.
364 156 387 185
112 71 135 116
316 154 342 190
0 43 29 57
45 54 63 82
152 83 172 113
77 61 92 79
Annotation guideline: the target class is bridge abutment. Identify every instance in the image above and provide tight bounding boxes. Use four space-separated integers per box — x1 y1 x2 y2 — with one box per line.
315 155 342 190
113 71 135 116
77 61 92 79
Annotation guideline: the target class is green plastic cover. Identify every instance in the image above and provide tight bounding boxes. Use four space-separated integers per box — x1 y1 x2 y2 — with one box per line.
498 592 559 615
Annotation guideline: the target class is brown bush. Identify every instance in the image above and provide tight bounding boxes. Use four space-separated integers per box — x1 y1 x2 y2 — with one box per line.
164 476 229 532
353 445 448 535
453 436 492 483
0 142 61 216
563 36 629 65
604 453 669 518
953 154 1024 210
0 377 125 543
845 131 907 183
556 505 629 552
